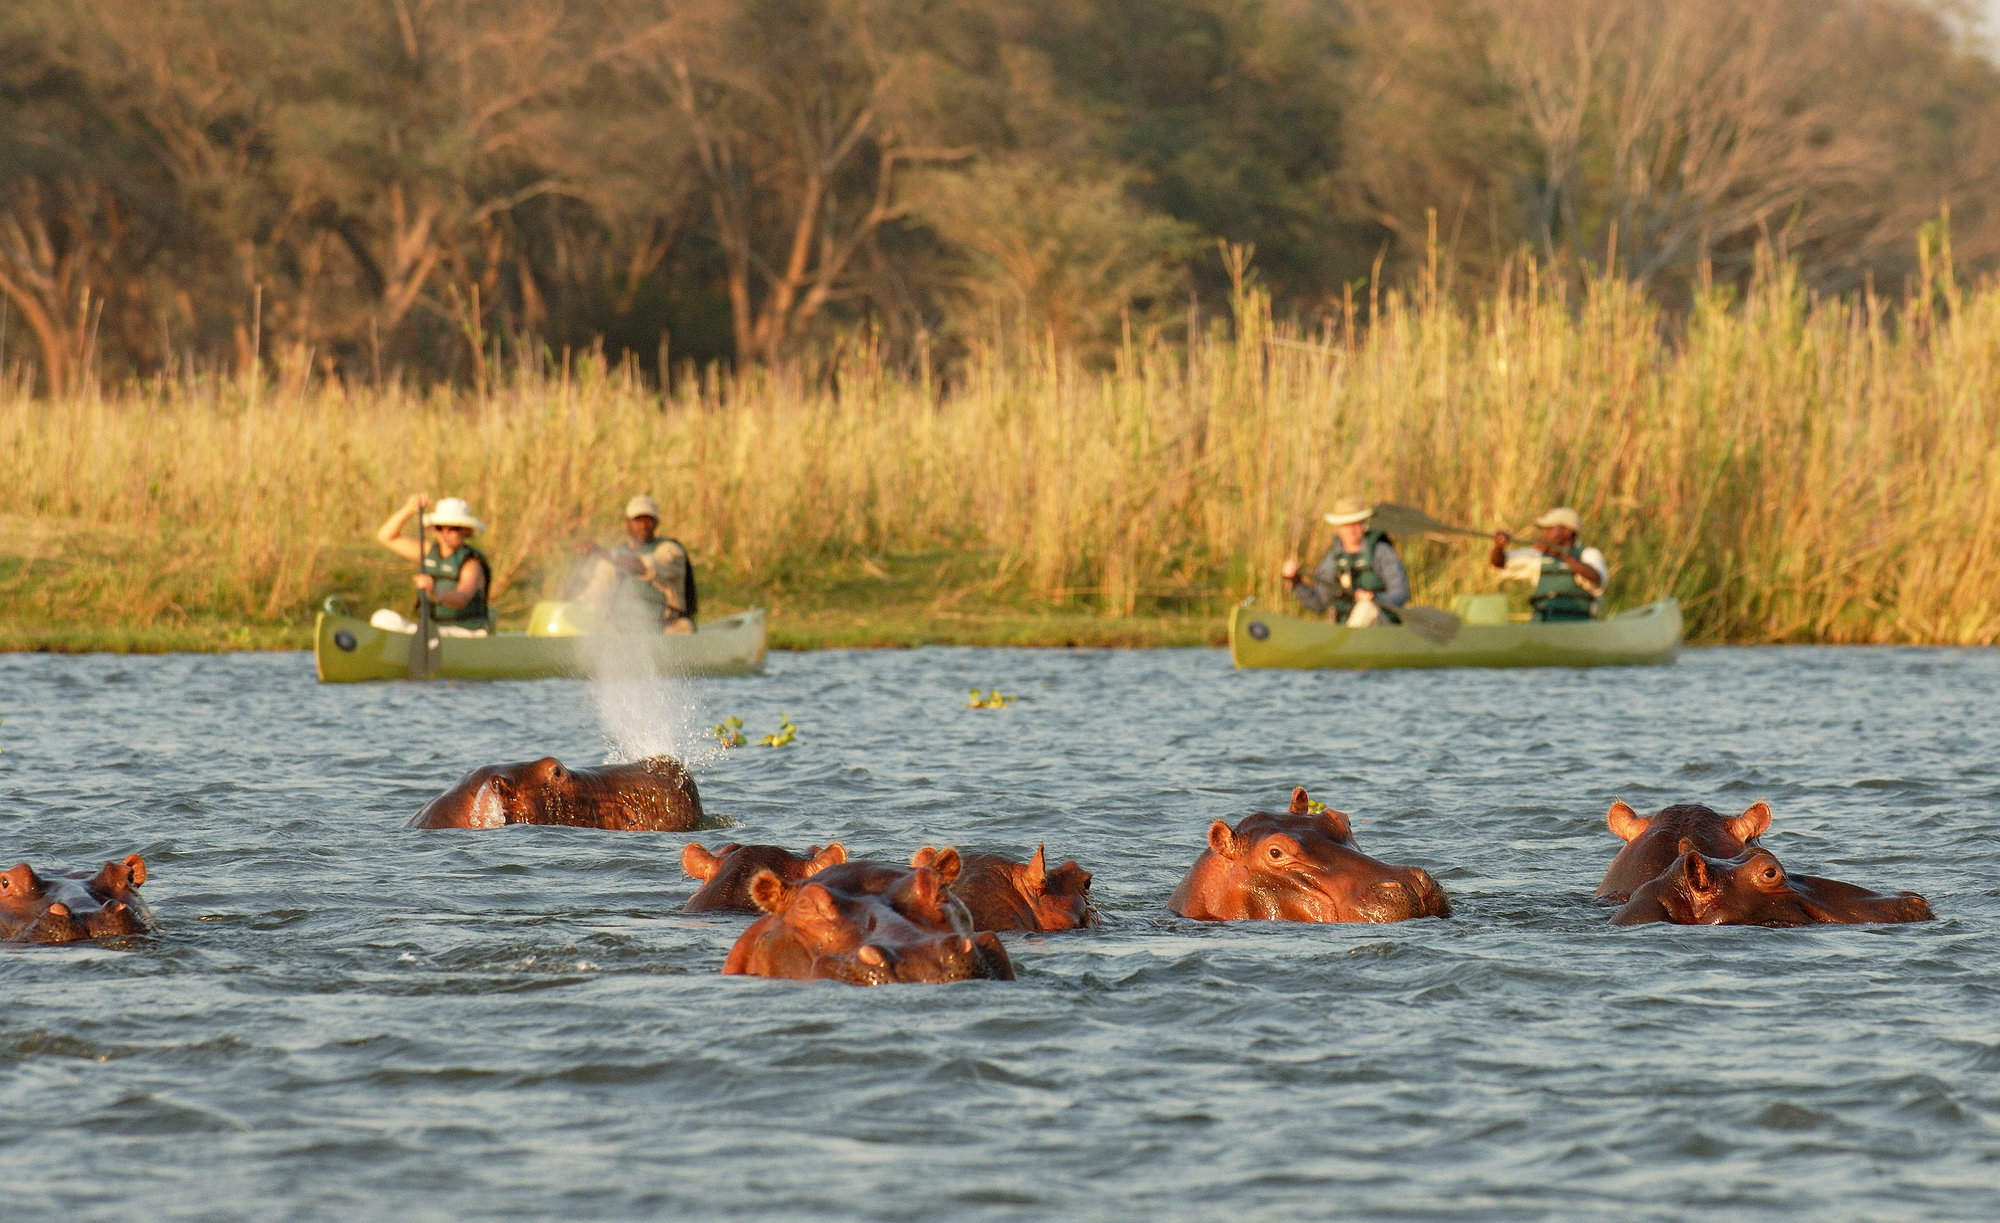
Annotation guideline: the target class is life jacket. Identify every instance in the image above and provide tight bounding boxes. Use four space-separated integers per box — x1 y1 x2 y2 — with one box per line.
421 541 492 629
1530 545 1595 621
1330 529 1399 624
609 537 698 624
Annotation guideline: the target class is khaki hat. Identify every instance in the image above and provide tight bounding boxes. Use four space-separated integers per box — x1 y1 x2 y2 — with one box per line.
1322 497 1374 527
428 497 484 532
624 494 661 520
1533 507 1582 532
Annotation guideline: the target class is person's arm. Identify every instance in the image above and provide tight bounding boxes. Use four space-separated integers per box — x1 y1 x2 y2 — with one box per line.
1488 531 1511 569
1372 541 1409 608
376 494 426 563
646 541 690 614
1290 550 1337 613
1576 547 1608 596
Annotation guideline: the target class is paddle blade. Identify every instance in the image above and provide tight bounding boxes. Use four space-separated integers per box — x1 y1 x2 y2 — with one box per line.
1370 502 1488 541
1398 605 1461 646
410 595 441 680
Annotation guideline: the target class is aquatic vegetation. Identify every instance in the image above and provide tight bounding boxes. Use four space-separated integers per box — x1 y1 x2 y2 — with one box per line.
757 713 798 748
965 688 1016 709
712 716 747 748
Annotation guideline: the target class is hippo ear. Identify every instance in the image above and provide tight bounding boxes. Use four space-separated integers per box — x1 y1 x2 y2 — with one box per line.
1607 800 1648 843
1289 787 1310 815
1730 801 1773 841
910 846 940 870
1319 809 1353 841
1025 845 1048 891
807 843 847 874
682 842 722 881
1207 820 1237 855
746 869 791 914
925 847 962 885
123 855 146 889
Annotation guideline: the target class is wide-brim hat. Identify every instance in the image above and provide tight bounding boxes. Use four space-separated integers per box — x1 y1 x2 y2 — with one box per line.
429 497 484 533
624 494 661 520
1533 506 1582 532
1323 497 1374 527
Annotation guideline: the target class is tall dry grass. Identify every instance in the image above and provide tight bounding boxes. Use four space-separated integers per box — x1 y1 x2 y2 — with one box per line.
3 247 1997 644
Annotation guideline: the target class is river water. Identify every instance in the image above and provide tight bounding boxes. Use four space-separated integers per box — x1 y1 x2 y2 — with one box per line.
2 645 1997 1220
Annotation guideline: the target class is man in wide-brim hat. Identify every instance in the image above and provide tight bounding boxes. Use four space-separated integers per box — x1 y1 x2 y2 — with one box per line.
1488 505 1608 621
1280 497 1409 626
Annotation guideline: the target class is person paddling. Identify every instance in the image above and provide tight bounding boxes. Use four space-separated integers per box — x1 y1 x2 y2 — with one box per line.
1280 497 1409 626
573 494 697 634
372 493 493 635
1489 506 1607 621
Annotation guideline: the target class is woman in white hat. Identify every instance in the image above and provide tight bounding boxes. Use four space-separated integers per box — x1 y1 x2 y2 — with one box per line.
373 493 492 633
572 494 697 634
1279 496 1409 626
1487 506 1608 621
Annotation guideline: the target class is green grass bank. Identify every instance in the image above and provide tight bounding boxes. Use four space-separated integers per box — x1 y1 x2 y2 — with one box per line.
4 254 1997 654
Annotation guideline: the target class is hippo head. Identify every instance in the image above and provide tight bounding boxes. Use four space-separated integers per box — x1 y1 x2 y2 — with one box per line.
1615 838 1934 927
1595 799 1772 903
681 841 848 913
409 754 702 830
0 856 155 944
723 860 1015 985
1168 788 1450 923
919 845 1098 932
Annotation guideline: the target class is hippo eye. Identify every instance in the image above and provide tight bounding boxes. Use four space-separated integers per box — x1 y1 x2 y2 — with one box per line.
1266 845 1285 861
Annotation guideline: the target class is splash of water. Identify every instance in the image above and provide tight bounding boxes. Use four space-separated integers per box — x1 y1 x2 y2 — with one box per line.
576 628 724 770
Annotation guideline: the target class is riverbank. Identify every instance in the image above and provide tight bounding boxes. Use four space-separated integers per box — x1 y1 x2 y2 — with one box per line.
5 254 1998 652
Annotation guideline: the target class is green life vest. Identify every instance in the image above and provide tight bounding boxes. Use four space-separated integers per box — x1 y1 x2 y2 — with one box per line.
608 537 697 626
422 541 492 629
1330 529 1395 623
1530 546 1595 621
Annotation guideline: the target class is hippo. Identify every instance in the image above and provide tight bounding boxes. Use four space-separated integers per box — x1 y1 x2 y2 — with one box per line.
1 856 155 944
1167 787 1450 923
409 755 702 830
682 841 848 913
1595 799 1772 903
1612 838 1934 926
723 859 1015 984
912 844 1098 932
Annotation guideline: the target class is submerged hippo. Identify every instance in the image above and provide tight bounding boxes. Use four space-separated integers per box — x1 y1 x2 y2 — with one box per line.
1 856 155 944
1612 838 1934 926
1596 799 1772 903
409 755 702 830
912 845 1098 932
682 841 848 913
723 859 1015 985
1168 787 1450 923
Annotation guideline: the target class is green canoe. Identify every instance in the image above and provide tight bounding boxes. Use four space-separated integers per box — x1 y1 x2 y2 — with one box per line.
1228 597 1681 670
314 602 768 682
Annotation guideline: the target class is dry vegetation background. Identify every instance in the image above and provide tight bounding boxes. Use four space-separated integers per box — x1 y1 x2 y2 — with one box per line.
3 0 1999 646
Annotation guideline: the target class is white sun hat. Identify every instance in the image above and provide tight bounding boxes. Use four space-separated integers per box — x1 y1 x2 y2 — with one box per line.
624 494 661 520
1533 507 1582 532
1322 497 1374 527
428 497 484 532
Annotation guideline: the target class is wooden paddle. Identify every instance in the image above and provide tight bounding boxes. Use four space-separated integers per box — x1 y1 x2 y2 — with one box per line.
410 502 440 681
1395 604 1461 646
1369 502 1491 541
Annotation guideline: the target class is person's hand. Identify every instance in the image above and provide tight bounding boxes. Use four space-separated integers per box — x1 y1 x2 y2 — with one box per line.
412 573 436 594
1354 589 1374 602
1280 557 1301 581
1493 530 1510 547
406 493 430 513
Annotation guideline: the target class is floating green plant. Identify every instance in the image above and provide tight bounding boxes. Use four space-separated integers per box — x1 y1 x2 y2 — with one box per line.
712 715 747 748
965 688 1016 709
757 712 798 747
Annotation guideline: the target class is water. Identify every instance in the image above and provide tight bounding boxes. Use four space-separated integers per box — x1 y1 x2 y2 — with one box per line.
3 645 1997 1221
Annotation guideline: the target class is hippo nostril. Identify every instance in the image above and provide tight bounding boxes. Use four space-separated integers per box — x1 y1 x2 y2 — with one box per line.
956 937 974 954
48 902 70 917
857 945 889 967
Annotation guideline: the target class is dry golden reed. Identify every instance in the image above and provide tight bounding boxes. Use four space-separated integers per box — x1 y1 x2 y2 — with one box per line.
3 249 1996 645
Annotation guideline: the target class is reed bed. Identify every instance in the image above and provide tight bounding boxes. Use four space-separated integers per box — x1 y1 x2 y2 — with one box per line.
3 253 1997 647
